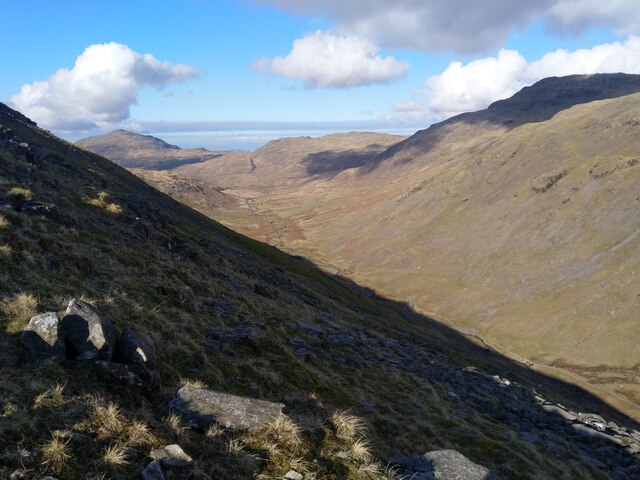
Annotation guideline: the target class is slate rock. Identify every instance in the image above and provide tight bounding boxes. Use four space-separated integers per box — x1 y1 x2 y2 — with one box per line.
170 386 284 431
93 360 148 394
390 449 493 480
572 424 622 445
20 312 66 359
113 327 157 383
150 444 193 468
19 201 58 220
142 460 165 480
60 299 117 360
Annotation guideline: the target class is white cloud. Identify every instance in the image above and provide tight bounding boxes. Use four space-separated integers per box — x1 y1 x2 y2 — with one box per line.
419 36 640 119
252 30 409 87
549 0 640 34
9 42 198 132
259 0 640 54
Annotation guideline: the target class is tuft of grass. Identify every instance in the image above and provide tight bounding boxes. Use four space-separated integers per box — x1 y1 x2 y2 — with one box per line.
0 214 8 229
78 400 153 447
34 383 66 409
100 444 129 471
0 243 11 256
41 431 72 473
5 186 33 204
1 292 38 333
83 191 123 214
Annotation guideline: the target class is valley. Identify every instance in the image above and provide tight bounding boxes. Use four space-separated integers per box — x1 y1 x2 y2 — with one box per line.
93 74 640 420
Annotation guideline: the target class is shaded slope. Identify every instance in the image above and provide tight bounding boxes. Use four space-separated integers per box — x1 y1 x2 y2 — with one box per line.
2 103 640 478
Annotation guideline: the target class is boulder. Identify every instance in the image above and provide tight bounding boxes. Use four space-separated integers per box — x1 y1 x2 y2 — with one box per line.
390 449 493 480
150 444 193 468
20 312 66 359
60 299 117 360
283 471 303 480
113 327 157 383
170 386 284 431
141 460 165 480
19 201 58 220
93 361 148 394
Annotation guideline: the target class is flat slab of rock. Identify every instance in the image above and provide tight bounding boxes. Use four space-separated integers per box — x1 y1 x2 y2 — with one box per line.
170 386 284 431
21 312 66 359
391 449 492 480
60 299 116 360
150 444 193 468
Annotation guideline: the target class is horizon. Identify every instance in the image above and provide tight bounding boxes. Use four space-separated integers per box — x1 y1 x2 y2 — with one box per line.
2 1 640 149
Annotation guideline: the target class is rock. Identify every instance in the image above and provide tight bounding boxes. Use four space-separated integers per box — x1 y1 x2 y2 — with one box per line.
60 299 117 360
93 360 148 394
426 450 492 480
572 424 622 445
19 201 58 220
150 444 193 468
390 449 493 480
20 312 66 359
283 470 303 480
142 460 165 480
542 404 577 421
113 327 157 383
170 386 284 431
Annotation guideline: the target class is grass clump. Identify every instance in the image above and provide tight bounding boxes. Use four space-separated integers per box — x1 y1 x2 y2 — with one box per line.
34 383 67 409
83 191 123 214
1 292 38 333
41 430 72 474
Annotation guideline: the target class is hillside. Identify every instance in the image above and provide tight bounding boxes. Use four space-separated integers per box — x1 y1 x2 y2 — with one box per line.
76 129 230 170
125 74 640 421
3 104 640 478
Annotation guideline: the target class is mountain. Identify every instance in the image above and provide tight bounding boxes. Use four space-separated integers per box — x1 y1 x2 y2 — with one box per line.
127 74 640 421
76 129 231 170
3 104 640 478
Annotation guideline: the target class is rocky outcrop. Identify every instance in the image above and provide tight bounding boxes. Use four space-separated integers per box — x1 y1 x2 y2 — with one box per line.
390 449 493 480
170 386 284 431
113 327 157 383
60 298 117 360
20 312 66 359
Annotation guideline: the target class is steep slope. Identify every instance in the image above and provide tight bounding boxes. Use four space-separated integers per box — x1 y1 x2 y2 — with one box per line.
3 105 640 478
77 129 232 170
129 74 640 420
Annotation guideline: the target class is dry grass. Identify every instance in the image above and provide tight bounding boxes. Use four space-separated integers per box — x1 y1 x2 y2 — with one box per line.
0 214 9 229
1 292 38 333
78 399 154 447
41 430 72 473
100 444 129 471
33 383 66 409
0 243 11 256
7 186 33 203
83 191 123 214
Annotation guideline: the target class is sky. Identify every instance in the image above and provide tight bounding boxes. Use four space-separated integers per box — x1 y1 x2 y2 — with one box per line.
2 0 640 150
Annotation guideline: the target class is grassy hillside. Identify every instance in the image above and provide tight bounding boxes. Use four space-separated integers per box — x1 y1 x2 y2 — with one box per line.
3 102 640 479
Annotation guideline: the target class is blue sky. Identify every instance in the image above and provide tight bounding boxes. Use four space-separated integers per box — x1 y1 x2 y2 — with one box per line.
2 0 639 150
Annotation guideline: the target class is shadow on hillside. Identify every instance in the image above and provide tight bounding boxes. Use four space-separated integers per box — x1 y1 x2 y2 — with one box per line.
363 73 640 174
302 145 391 178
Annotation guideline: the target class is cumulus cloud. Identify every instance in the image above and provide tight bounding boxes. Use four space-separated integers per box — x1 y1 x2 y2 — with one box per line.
399 36 639 121
259 0 640 54
252 30 409 87
9 42 198 132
